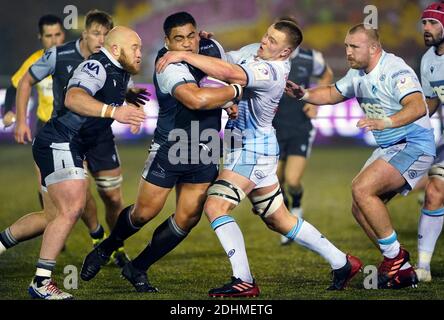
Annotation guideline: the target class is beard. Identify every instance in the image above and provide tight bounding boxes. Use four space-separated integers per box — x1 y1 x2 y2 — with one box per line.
119 49 140 75
424 32 444 47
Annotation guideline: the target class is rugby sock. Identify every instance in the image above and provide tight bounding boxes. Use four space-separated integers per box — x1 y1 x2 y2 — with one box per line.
418 208 444 270
288 185 303 209
34 258 56 287
378 231 400 259
132 215 188 272
289 218 347 270
0 228 19 250
211 215 253 283
90 224 105 240
100 205 141 256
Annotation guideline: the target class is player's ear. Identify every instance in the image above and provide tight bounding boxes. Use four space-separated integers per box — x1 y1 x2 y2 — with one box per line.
164 36 170 50
281 47 291 59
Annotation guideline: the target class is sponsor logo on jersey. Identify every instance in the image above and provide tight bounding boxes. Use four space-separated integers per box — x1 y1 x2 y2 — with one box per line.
58 49 75 56
254 170 266 179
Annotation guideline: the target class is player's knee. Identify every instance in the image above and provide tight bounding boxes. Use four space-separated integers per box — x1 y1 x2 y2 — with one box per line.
60 207 84 224
351 179 368 202
251 185 284 219
131 205 155 226
205 180 246 217
203 197 223 219
425 180 444 207
175 211 202 231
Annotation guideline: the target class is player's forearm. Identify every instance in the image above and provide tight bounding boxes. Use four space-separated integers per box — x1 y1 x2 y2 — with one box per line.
183 53 247 86
304 85 343 105
15 75 34 124
388 94 427 128
177 85 239 110
65 87 114 118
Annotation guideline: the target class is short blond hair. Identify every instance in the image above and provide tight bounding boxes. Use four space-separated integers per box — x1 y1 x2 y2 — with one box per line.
348 23 380 46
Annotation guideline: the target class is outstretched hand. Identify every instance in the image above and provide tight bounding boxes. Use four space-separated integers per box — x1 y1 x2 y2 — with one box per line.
126 87 151 108
284 80 306 99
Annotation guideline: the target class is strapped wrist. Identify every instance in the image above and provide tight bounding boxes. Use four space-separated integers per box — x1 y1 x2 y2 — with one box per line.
382 117 393 129
230 84 242 100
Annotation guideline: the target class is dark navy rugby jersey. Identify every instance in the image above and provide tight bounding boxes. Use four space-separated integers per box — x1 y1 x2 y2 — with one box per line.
52 47 130 139
29 39 84 119
153 38 226 159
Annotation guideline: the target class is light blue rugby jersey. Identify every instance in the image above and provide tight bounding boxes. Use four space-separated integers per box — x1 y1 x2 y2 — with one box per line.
336 51 435 156
421 46 444 103
225 43 290 155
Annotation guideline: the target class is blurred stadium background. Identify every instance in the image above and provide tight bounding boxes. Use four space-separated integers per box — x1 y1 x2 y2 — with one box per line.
0 0 443 300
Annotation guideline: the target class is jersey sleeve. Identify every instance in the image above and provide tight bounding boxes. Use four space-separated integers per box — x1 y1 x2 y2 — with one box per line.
67 59 107 96
241 60 282 91
312 49 327 77
28 47 57 82
389 64 423 103
156 63 196 95
335 69 356 98
420 56 436 99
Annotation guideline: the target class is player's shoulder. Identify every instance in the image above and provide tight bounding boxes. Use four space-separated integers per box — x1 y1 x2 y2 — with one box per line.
382 52 413 73
75 59 106 79
199 38 224 58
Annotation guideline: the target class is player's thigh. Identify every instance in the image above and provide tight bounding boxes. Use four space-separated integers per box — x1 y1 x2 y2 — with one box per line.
353 159 406 197
175 182 211 222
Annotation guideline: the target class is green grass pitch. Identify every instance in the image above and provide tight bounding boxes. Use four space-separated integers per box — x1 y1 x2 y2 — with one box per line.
0 143 443 300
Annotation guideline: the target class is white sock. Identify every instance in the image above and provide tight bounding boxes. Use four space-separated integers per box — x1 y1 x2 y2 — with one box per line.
211 215 253 283
289 219 347 270
378 231 400 259
0 241 6 255
418 208 444 269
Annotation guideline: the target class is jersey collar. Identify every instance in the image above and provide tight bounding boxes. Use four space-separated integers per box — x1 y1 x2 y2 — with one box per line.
100 47 123 69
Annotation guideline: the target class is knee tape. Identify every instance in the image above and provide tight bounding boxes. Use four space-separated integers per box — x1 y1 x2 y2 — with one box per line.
207 180 246 205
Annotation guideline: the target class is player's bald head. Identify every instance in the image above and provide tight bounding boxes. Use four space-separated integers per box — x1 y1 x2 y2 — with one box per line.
104 26 142 75
104 26 140 49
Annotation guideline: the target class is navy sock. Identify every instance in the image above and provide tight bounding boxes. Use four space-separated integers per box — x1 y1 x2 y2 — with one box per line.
132 215 188 272
90 224 105 240
101 205 141 256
